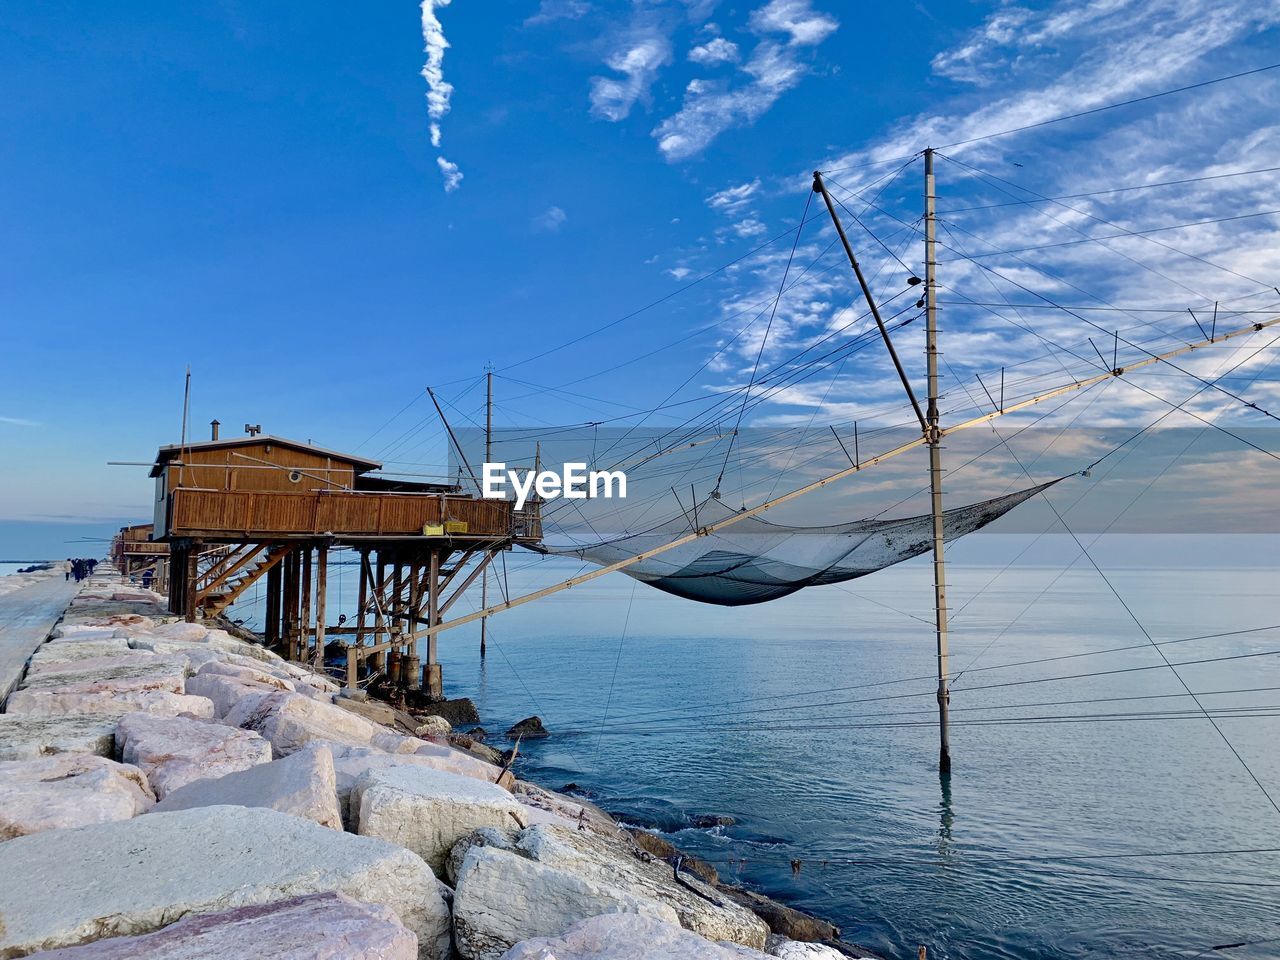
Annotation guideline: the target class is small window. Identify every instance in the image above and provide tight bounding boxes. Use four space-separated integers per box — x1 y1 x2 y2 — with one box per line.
288 470 303 484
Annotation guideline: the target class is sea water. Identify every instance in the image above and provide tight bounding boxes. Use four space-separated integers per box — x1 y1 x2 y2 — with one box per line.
233 535 1280 960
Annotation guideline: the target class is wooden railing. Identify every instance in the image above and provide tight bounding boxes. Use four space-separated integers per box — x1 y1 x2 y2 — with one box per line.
168 488 525 540
119 541 169 555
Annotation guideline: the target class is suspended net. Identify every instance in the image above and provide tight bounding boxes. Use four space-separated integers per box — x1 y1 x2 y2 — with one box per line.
540 479 1063 605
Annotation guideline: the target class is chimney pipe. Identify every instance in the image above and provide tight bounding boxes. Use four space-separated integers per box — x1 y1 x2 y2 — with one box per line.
210 419 220 441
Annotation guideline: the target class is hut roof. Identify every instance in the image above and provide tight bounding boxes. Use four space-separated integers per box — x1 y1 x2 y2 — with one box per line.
149 436 382 477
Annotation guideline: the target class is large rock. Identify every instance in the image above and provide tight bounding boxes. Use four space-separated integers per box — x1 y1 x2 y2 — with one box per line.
23 892 418 959
450 825 768 959
5 689 215 720
453 845 681 960
196 659 295 691
17 655 190 693
330 744 505 829
0 806 450 959
116 713 272 798
151 742 343 830
0 754 154 840
29 639 134 663
504 716 549 740
768 942 856 960
515 781 615 836
25 653 155 681
356 764 526 875
499 915 773 960
414 716 452 738
225 691 385 756
185 673 289 718
0 714 119 761
722 890 840 943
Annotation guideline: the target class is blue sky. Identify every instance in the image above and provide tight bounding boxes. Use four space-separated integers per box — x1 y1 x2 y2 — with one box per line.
2 0 1279 556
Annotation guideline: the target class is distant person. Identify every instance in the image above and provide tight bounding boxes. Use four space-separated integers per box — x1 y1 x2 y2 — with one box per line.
141 567 154 589
63 558 72 581
87 558 98 575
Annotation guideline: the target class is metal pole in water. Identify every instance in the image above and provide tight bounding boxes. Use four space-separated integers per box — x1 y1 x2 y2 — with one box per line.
924 147 952 774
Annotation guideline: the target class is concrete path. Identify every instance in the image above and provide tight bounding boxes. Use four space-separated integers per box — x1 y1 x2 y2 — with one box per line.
0 575 78 705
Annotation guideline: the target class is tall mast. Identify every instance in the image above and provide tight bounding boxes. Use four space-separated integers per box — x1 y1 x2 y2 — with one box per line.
924 147 952 774
481 368 493 659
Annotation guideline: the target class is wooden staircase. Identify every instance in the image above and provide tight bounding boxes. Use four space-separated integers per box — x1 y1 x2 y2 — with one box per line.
197 544 293 617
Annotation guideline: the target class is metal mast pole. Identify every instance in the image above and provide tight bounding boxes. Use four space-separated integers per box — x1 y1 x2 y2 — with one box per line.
924 148 952 774
481 369 492 659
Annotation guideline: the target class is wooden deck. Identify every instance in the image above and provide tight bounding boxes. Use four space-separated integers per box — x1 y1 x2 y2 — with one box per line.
165 488 539 542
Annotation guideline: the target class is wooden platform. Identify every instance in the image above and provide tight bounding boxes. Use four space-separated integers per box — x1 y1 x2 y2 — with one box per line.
166 488 539 543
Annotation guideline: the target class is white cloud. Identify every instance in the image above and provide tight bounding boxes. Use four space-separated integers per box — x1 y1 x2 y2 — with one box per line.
590 32 673 121
748 0 838 46
667 266 695 280
706 179 761 214
653 0 839 161
421 0 462 191
525 0 593 25
534 206 568 231
436 156 463 192
420 1 454 129
733 217 768 238
0 416 39 427
689 36 740 65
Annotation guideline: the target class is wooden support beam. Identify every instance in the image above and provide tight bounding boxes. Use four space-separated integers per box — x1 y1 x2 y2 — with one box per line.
183 541 201 623
300 547 313 664
314 544 327 670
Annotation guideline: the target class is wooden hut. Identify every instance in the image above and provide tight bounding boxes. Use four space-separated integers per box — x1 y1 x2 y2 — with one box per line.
150 429 540 699
111 523 170 587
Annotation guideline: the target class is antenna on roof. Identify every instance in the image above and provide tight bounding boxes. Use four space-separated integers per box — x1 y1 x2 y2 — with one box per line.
244 424 262 437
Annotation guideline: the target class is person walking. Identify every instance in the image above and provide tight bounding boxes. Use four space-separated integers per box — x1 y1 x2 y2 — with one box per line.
63 558 72 581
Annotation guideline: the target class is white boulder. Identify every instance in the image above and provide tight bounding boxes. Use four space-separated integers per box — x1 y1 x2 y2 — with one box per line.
415 716 452 738
0 754 154 840
225 690 386 756
451 825 768 958
0 806 451 959
30 639 134 662
500 915 773 960
330 744 504 829
0 714 119 761
5 689 215 719
116 713 272 798
453 845 680 960
22 891 419 959
151 742 343 829
356 764 526 874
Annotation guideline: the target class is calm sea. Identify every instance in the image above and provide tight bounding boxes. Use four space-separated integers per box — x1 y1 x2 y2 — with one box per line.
226 536 1280 960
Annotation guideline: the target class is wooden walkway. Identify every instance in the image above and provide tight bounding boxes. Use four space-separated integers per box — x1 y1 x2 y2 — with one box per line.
0 576 78 705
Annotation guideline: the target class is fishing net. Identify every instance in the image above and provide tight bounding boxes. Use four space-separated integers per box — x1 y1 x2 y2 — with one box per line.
541 479 1062 605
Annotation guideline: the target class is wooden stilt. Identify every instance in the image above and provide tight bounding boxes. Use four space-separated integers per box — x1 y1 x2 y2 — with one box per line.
183 541 200 623
353 548 369 692
313 545 327 670
299 547 312 664
265 559 282 648
424 549 442 699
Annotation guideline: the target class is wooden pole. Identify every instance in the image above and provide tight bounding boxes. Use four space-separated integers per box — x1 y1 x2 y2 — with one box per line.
425 548 442 699
354 547 369 690
265 559 282 647
299 547 313 664
812 170 926 432
314 544 327 670
924 148 952 774
183 541 200 623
